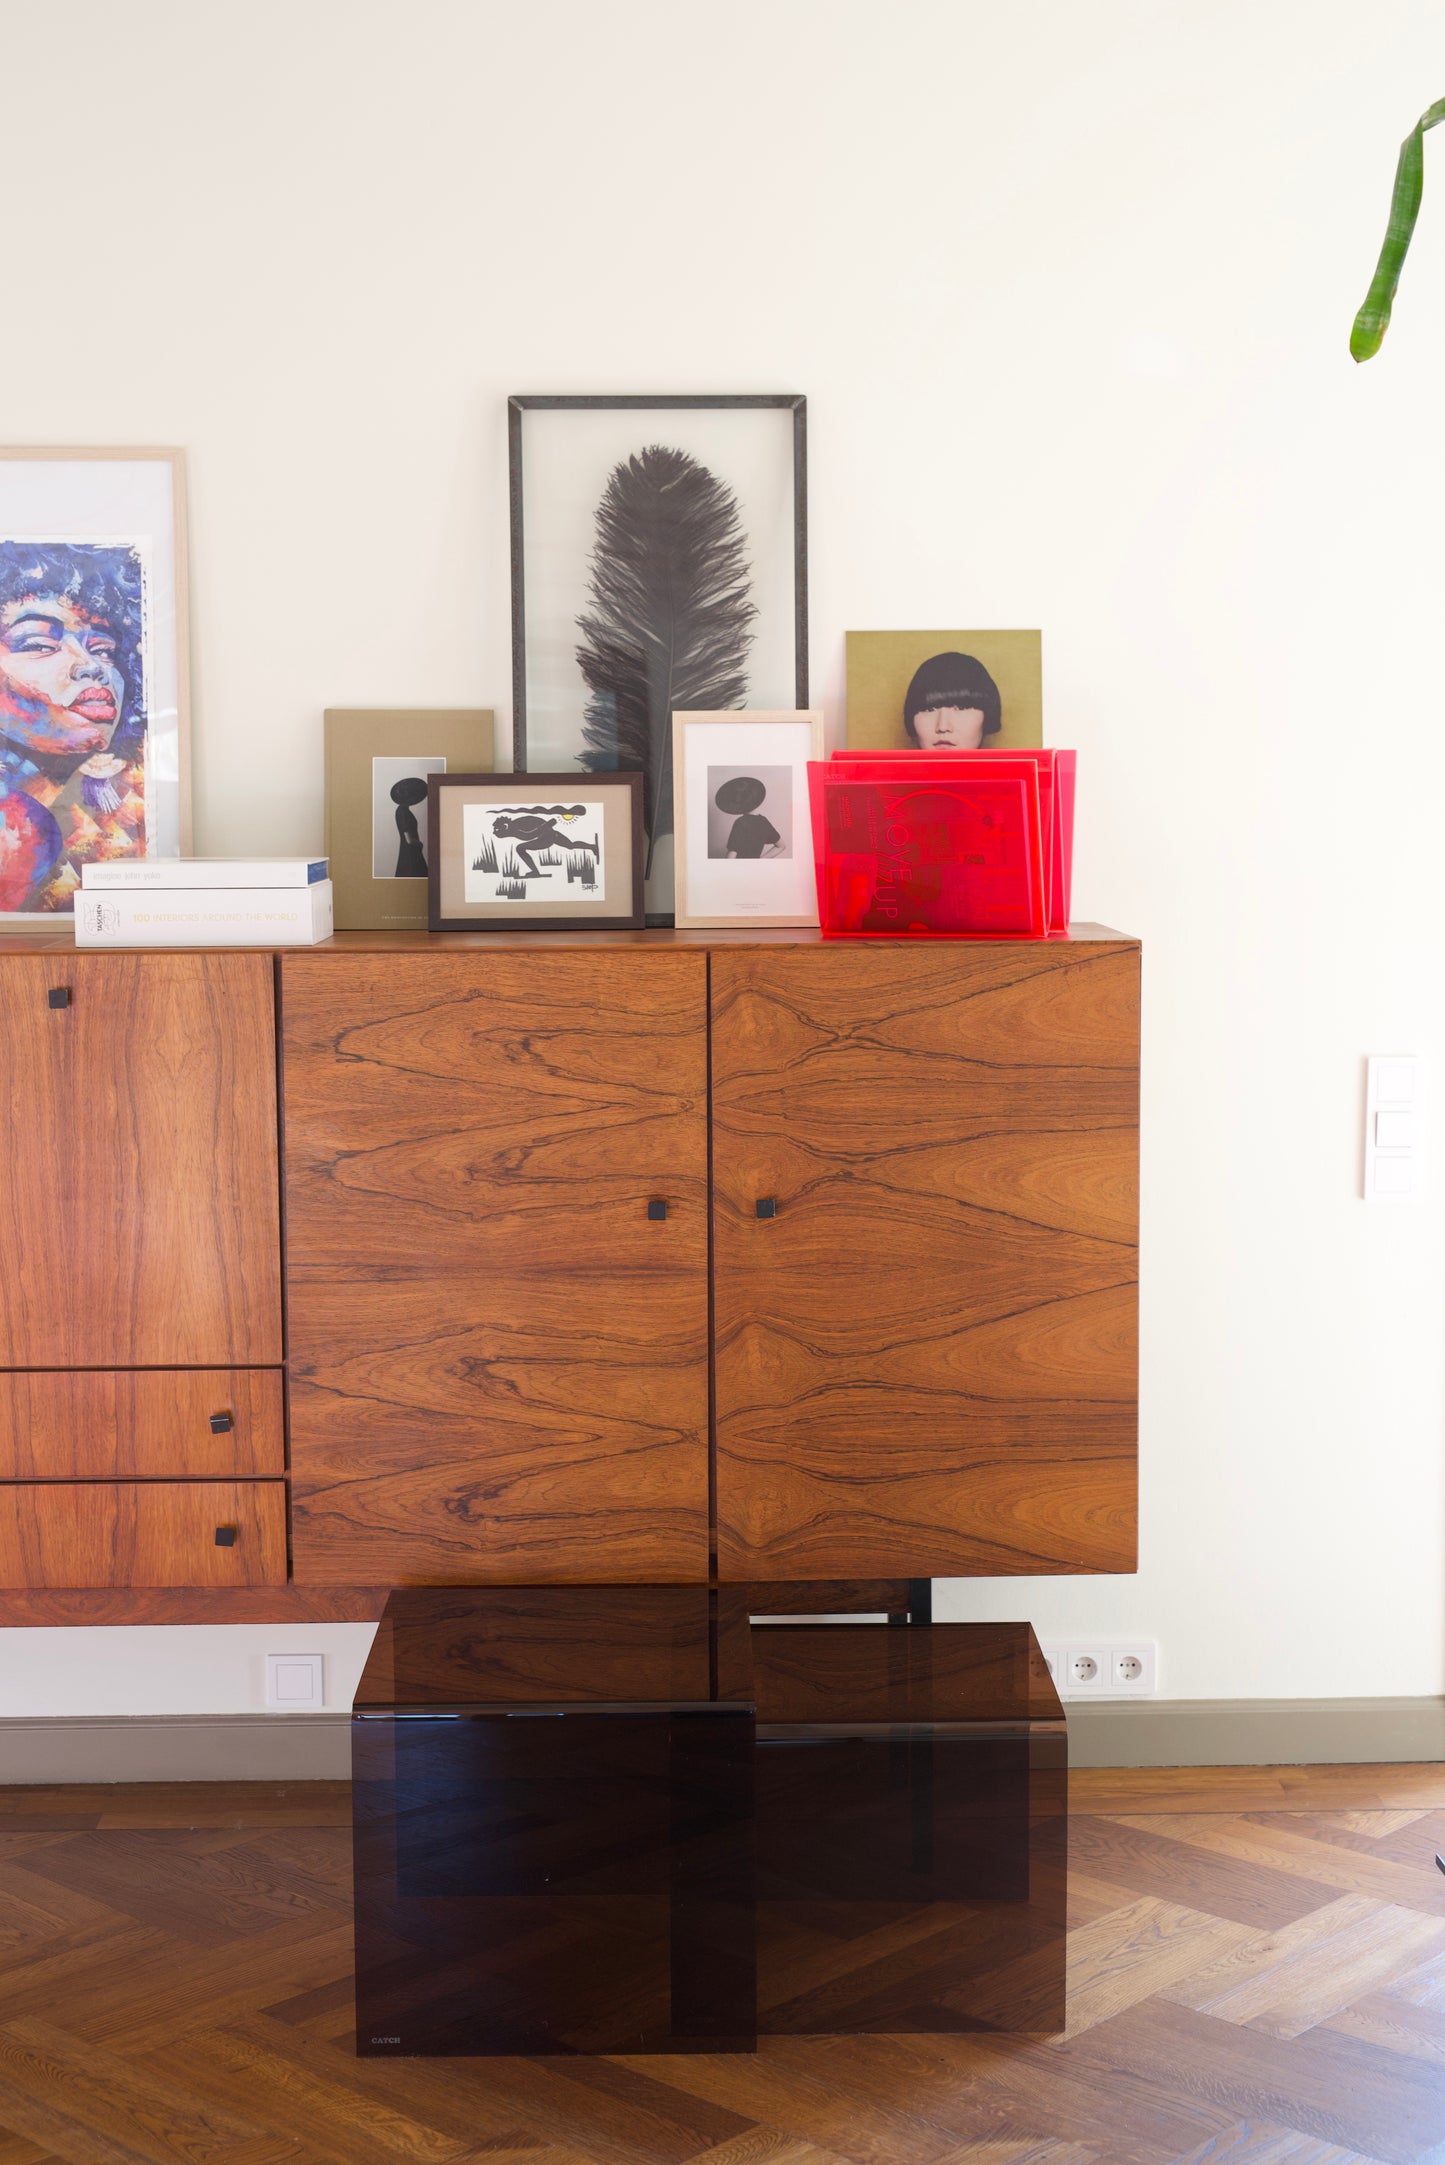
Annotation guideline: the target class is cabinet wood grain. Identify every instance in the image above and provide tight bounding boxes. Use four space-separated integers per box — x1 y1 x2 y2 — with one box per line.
0 1482 287 1588
711 941 1140 1580
283 951 711 1584
0 955 283 1367
0 1370 284 1479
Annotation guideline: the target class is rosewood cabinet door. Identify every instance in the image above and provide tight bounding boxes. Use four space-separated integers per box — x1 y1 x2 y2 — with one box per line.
712 941 1140 1581
0 955 283 1367
284 951 710 1584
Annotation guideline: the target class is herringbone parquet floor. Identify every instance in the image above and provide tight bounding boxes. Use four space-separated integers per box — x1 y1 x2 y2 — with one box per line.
0 1768 1442 2165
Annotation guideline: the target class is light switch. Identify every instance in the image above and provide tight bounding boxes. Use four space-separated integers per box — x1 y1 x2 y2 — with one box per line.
1365 1055 1421 1200
1375 1060 1417 1106
265 1652 324 1710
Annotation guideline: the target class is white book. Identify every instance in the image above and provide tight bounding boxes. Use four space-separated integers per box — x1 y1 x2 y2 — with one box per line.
75 881 334 948
82 856 328 890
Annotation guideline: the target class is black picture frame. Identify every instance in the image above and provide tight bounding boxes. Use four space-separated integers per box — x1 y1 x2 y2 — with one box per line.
508 395 808 923
427 769 645 934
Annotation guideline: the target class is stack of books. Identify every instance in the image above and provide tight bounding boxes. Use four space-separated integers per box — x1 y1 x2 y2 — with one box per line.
76 857 334 946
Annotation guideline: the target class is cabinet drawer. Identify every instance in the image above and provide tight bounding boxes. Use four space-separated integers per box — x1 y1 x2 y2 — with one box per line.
0 1371 285 1479
0 1483 287 1588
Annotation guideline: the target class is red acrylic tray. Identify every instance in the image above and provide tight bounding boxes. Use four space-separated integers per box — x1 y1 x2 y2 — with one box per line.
827 748 1075 934
807 758 1047 937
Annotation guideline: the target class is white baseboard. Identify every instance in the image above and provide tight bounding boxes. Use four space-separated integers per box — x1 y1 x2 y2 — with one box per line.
1066 1695 1445 1768
0 1699 1439 1784
0 1713 351 1784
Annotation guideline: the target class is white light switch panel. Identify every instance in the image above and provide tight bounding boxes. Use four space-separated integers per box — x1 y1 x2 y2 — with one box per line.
265 1652 324 1710
1365 1055 1420 1200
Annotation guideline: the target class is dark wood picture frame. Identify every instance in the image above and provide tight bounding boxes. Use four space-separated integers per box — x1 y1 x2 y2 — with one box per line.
427 770 646 933
507 394 810 774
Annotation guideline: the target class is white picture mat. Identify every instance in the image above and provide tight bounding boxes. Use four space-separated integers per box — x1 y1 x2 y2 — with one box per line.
679 717 816 921
519 406 798 906
0 454 186 919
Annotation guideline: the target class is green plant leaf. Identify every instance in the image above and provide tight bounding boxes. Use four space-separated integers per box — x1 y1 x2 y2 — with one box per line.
1352 96 1445 359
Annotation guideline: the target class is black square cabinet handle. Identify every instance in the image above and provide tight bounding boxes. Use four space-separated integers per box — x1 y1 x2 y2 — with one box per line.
646 1199 667 1221
47 987 70 1010
214 1526 237 1548
209 1412 233 1434
755 1198 778 1219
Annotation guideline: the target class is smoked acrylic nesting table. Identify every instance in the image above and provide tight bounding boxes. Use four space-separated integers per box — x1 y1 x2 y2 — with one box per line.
352 1586 1067 2055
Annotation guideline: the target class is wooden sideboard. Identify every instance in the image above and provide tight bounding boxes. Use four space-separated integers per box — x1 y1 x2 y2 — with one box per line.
0 926 1140 1622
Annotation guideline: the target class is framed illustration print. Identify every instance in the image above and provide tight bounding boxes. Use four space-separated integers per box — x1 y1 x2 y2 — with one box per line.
845 630 1043 752
672 710 825 929
0 448 190 922
509 394 808 922
428 770 644 933
324 708 495 929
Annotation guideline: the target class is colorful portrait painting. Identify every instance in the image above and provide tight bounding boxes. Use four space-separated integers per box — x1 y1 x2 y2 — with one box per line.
0 449 190 919
0 539 151 913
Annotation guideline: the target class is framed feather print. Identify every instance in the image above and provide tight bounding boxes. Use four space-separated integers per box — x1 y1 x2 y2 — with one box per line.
508 394 808 924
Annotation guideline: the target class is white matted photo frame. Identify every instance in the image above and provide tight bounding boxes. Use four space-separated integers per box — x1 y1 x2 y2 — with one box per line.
428 770 645 933
0 447 190 923
672 709 826 929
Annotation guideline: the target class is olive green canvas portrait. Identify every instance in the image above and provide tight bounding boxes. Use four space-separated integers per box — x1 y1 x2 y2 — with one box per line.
845 630 1042 752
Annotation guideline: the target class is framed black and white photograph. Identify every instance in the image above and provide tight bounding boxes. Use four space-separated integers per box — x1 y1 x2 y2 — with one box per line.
428 769 644 933
0 447 190 923
323 708 495 929
672 709 825 929
509 394 808 922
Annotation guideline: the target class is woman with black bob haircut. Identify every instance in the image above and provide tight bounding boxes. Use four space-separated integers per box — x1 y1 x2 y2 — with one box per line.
902 650 1002 750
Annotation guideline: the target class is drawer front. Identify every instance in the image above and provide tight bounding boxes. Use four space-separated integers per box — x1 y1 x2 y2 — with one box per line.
0 1371 285 1480
0 1483 287 1588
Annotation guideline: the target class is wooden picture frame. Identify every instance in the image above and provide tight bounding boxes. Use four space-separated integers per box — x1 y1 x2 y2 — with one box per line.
324 708 494 929
0 446 191 924
672 709 826 929
428 770 645 933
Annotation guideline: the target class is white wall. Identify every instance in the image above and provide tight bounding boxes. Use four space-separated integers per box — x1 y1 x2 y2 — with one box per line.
3 0 1444 1717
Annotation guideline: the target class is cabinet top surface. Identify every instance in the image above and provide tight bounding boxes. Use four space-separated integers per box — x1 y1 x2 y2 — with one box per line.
0 921 1137 956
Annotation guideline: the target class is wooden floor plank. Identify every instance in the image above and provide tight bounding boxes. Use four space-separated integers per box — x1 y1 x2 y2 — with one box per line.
1068 1817 1338 1930
1163 2124 1397 2164
0 1771 1439 2165
1073 1767 1445 1814
1161 1893 1445 2038
1062 1999 1445 2164
1111 1813 1445 1916
1322 1990 1445 2070
0 2016 295 2165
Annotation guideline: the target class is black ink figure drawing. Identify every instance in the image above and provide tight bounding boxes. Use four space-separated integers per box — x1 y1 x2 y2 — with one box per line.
390 776 430 877
491 811 600 880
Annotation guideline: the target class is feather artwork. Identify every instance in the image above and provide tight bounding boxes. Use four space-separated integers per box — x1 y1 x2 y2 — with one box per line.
576 444 756 894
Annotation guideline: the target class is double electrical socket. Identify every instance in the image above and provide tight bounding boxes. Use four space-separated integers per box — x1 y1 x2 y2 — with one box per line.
1040 1640 1157 1698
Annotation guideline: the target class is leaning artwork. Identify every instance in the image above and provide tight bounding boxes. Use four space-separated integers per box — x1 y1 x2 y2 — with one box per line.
0 539 150 913
462 800 606 905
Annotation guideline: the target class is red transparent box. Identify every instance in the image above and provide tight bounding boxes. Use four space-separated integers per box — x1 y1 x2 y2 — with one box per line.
828 748 1074 934
807 759 1047 937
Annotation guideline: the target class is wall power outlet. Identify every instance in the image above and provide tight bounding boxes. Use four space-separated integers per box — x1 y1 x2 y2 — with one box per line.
1040 1641 1157 1698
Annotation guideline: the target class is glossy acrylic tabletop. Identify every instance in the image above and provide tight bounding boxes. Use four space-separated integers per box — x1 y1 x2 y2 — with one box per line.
354 1584 755 1712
